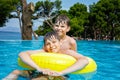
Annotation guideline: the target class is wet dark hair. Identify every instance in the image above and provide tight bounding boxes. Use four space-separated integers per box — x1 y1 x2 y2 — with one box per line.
43 31 60 44
55 14 70 26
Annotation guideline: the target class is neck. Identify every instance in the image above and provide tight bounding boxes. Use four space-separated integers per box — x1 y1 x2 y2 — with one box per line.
60 35 67 41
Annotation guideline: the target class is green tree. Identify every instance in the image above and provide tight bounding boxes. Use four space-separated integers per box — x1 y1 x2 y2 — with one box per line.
35 21 52 36
0 0 19 27
68 3 88 37
89 0 120 40
20 0 61 40
34 0 62 29
34 0 62 36
69 17 84 37
0 0 62 40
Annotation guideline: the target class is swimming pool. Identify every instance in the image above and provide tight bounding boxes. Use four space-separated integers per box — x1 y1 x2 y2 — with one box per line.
0 40 120 80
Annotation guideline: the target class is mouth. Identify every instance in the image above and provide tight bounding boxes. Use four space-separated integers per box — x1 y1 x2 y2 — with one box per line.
56 30 62 33
50 47 59 52
50 47 56 51
57 31 62 34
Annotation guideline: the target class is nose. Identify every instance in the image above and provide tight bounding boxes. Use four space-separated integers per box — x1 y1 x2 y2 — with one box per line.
54 25 60 31
58 26 61 30
50 43 54 48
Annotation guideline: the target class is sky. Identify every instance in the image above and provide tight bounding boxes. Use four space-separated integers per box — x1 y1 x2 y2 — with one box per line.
0 0 99 32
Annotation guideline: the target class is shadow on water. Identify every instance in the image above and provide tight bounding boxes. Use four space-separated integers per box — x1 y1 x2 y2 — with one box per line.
68 71 97 80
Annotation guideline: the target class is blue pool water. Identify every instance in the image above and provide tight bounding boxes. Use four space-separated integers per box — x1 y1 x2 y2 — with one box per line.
0 40 120 80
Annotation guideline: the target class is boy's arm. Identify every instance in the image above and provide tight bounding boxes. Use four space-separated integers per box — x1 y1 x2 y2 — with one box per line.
54 50 88 76
19 50 44 72
19 50 63 76
70 37 77 51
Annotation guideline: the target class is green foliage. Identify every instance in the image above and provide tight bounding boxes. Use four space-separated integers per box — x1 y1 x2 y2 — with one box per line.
59 10 68 15
68 17 84 36
34 0 61 17
68 3 88 37
34 0 62 35
69 3 87 17
35 22 52 35
0 0 19 27
89 0 120 40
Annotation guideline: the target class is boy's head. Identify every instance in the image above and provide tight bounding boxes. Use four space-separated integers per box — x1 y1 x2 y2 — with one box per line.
55 14 70 26
43 31 61 53
53 14 70 37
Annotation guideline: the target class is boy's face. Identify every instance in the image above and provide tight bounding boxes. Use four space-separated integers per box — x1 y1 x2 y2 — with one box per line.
53 21 70 37
44 36 60 53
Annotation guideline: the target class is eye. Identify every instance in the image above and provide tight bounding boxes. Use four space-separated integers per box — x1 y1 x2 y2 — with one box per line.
61 26 65 28
52 40 56 43
45 43 50 46
55 25 59 27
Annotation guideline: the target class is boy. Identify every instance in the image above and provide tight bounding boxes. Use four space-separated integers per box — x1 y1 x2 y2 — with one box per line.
3 31 88 80
53 14 77 51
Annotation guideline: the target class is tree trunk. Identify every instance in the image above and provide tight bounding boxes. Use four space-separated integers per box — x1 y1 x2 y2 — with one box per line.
92 26 96 40
110 23 115 40
20 0 34 40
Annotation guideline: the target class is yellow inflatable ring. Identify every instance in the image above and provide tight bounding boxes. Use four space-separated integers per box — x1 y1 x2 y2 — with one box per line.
18 53 97 74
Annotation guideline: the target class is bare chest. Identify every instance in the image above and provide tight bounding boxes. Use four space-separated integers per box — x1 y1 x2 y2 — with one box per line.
60 41 71 50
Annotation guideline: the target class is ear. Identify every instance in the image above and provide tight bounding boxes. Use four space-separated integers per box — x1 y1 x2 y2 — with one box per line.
67 26 70 32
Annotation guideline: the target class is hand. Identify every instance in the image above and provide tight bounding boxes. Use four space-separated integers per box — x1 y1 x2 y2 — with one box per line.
48 71 64 76
36 68 58 76
37 68 64 76
42 69 53 75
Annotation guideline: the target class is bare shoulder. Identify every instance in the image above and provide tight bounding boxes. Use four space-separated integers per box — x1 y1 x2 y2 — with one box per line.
25 49 45 54
64 50 84 58
67 36 76 42
67 36 76 43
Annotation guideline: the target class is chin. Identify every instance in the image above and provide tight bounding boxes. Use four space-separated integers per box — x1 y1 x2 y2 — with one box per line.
52 50 59 53
57 32 62 35
58 34 63 37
